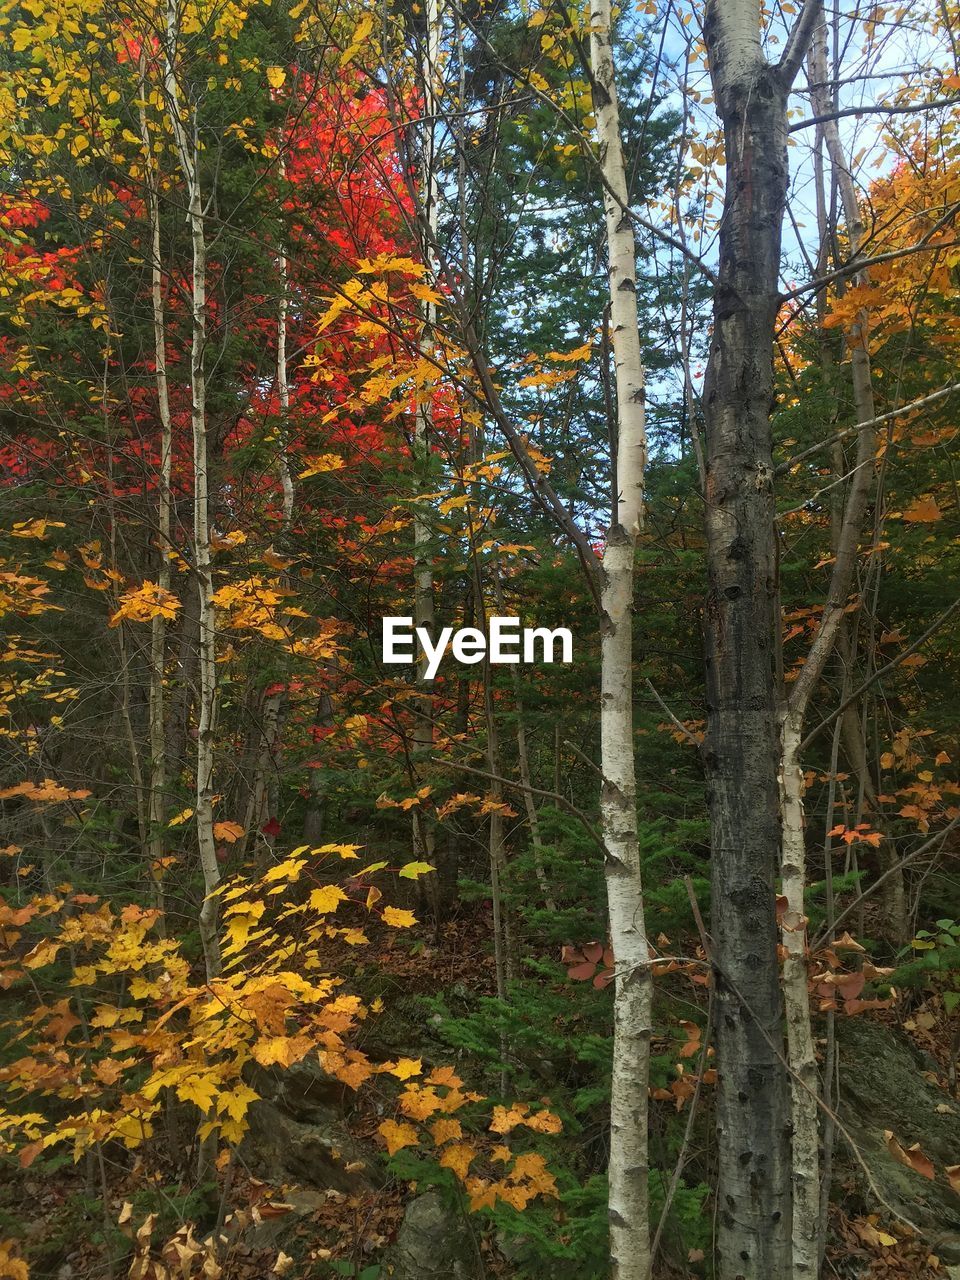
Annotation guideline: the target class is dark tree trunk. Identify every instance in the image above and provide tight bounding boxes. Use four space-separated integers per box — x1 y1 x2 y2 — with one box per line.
701 7 810 1272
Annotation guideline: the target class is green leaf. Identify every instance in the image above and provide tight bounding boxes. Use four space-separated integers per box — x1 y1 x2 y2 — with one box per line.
398 861 435 879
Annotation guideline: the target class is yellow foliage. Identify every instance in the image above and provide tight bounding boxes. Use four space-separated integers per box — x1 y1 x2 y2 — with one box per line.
382 906 417 928
109 582 181 627
378 1118 417 1155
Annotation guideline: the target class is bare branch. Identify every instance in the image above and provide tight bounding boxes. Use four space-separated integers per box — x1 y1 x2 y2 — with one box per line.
789 95 960 132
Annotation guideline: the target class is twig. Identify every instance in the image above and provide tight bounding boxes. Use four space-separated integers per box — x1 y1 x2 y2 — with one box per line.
810 813 960 951
801 596 960 752
646 680 700 747
651 985 715 1262
434 757 605 852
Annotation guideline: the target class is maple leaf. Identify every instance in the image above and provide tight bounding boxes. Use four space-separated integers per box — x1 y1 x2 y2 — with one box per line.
523 1108 562 1134
298 453 345 478
398 861 435 879
399 1084 442 1121
251 1035 312 1068
430 1118 463 1145
213 820 244 843
308 885 347 913
439 1142 477 1181
176 1074 220 1113
378 1118 417 1155
384 1057 422 1080
9 518 66 539
0 1241 28 1280
382 906 417 928
109 582 181 627
314 843 361 859
216 1083 259 1125
261 857 306 884
490 1103 528 1134
902 495 943 522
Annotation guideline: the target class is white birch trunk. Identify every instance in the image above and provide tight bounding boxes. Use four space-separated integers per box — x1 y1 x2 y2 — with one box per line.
162 5 221 980
412 0 440 885
778 20 878 1275
277 156 295 528
590 2 652 1274
778 712 819 1278
139 62 173 917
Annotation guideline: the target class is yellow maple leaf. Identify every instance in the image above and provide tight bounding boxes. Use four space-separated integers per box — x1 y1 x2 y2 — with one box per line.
383 906 417 929
399 1084 442 1121
524 1108 562 1134
266 66 286 88
489 1103 527 1134
386 1057 422 1080
261 857 305 884
339 11 374 65
216 1083 259 1125
426 1066 463 1089
109 582 181 627
176 1073 220 1113
439 1142 477 1181
308 885 347 913
0 1241 28 1280
902 495 943 523
298 453 345 478
378 1118 418 1156
430 1118 463 1145
251 1034 312 1068
9 518 66 539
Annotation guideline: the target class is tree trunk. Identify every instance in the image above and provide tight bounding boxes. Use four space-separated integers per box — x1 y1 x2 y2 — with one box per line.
162 3 221 981
700 0 815 1271
139 59 173 919
589 1 652 1274
411 0 441 920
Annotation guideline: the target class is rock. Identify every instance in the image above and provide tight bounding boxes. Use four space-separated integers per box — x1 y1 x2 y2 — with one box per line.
240 1096 375 1192
837 1018 960 1260
389 1191 482 1280
238 1057 377 1193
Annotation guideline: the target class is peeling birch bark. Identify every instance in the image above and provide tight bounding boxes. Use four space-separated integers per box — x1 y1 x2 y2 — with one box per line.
162 3 221 981
590 1 652 1274
775 20 882 1274
139 58 173 920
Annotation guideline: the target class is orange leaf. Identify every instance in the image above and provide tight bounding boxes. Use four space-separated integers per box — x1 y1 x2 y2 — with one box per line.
213 821 244 843
439 1141 477 1181
378 1118 418 1156
902 496 943 523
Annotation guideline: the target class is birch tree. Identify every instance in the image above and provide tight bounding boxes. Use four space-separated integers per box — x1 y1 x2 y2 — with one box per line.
161 1 222 981
588 2 653 1276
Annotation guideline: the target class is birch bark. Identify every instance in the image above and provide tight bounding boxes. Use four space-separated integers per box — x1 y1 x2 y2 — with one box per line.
777 19 880 1274
589 3 652 1274
162 6 221 980
139 57 173 919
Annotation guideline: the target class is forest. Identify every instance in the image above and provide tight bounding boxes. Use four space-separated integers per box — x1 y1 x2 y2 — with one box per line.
0 0 959 1275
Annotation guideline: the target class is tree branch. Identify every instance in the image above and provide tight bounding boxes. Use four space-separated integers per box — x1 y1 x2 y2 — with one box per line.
775 380 960 477
778 0 823 85
800 595 960 753
789 95 960 132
